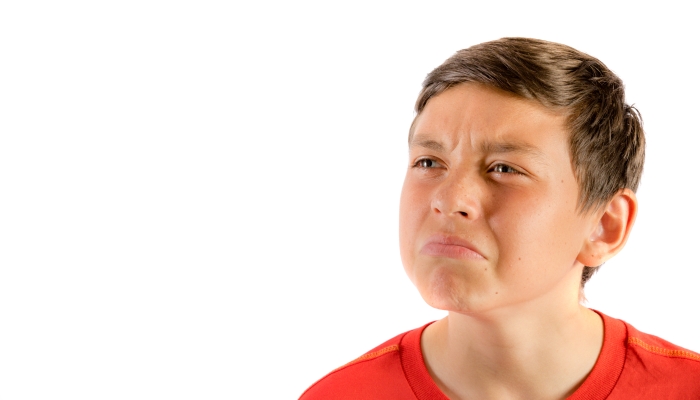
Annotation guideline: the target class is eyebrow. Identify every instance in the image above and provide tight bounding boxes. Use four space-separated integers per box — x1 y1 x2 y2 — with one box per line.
409 138 446 152
479 141 547 162
409 135 548 163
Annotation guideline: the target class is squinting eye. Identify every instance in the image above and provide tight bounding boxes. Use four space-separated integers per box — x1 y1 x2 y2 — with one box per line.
415 158 441 168
491 164 518 174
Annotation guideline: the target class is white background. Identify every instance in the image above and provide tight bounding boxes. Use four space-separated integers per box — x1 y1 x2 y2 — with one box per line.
1 1 698 399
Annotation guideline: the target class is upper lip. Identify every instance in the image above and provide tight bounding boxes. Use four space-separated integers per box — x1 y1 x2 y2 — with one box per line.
424 234 485 258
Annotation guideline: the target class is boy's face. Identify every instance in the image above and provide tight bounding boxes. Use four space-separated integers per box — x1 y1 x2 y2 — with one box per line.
399 83 599 314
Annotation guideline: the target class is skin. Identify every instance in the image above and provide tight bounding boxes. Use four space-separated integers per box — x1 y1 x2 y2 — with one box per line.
399 83 637 399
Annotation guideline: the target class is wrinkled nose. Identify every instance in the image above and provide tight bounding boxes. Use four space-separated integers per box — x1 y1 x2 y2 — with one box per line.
431 171 481 220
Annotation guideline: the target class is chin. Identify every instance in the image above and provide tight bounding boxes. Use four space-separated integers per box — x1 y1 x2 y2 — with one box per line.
416 267 485 314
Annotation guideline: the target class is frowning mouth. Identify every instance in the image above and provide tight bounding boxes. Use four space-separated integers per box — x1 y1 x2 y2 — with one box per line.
420 234 485 260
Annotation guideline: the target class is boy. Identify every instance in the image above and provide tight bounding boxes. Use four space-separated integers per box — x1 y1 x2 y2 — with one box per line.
300 38 700 399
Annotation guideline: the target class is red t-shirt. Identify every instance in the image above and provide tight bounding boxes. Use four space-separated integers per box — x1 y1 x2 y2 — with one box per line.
300 311 700 399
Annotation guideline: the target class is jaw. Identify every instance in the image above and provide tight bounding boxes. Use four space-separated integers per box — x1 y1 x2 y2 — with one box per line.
416 257 586 324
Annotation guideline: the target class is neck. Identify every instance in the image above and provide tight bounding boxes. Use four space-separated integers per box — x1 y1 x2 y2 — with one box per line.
421 289 603 399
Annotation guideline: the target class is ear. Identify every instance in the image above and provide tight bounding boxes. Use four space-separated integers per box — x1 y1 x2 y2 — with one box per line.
577 189 638 267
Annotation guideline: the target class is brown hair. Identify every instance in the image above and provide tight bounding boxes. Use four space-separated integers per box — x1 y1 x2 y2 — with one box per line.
412 38 645 287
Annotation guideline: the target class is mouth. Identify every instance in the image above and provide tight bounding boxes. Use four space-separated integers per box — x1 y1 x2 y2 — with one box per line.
420 234 485 260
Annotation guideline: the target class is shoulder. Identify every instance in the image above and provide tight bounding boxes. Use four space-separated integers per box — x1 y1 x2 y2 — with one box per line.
625 323 700 364
299 326 425 400
609 314 700 399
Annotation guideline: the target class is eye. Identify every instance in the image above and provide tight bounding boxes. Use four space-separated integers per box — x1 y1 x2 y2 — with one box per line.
489 163 521 174
413 158 443 169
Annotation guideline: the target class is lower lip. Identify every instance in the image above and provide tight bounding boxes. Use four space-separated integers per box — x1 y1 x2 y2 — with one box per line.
421 243 485 260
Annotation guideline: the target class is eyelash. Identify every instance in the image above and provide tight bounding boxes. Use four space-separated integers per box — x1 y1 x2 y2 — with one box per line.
412 158 442 169
488 163 524 175
413 158 524 175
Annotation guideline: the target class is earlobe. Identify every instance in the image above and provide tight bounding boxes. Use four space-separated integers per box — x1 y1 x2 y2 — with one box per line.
577 189 638 267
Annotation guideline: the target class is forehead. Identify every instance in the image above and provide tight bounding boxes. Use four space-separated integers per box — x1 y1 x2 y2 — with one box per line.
410 83 568 153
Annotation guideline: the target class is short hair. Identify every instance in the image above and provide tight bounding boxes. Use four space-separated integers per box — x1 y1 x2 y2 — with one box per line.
411 38 645 287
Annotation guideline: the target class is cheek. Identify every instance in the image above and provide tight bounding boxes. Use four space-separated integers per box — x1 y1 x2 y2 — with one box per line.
488 190 550 255
489 186 584 270
398 183 415 268
399 179 428 277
